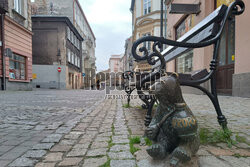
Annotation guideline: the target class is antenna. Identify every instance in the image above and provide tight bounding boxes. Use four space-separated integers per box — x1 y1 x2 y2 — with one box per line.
50 2 53 14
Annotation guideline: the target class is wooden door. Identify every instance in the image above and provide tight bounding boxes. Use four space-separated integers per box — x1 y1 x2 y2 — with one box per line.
216 17 235 95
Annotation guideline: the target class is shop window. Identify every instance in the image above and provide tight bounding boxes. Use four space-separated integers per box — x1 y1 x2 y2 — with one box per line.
176 50 193 73
143 0 151 15
175 15 194 73
9 54 26 80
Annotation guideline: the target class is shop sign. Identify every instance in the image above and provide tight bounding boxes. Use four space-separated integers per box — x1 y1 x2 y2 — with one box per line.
32 74 37 79
217 0 234 7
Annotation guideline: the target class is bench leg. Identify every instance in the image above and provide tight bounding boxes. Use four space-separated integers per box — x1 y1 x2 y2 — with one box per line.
125 86 135 107
184 82 227 130
127 93 131 106
210 76 228 130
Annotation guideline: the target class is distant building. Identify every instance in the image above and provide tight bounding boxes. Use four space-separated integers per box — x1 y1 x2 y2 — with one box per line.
0 0 33 91
31 0 96 88
109 55 123 73
130 0 162 72
32 16 83 89
108 54 124 86
124 37 133 71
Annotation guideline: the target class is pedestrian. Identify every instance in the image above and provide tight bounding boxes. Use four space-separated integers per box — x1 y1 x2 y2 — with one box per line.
96 80 100 90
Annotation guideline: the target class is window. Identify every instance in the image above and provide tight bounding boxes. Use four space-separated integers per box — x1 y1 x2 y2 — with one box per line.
76 39 79 49
71 51 74 64
175 15 194 73
73 35 76 45
175 15 194 40
74 54 77 65
143 33 151 51
176 50 193 73
14 0 22 14
67 27 70 40
216 0 236 66
143 0 151 15
78 57 80 67
67 49 71 62
70 31 73 42
9 54 26 80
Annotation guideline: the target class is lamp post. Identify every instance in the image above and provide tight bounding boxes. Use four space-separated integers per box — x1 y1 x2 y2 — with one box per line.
160 0 164 52
57 49 61 89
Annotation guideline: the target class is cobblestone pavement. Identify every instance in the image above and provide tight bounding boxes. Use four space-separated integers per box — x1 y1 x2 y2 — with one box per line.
0 90 249 166
0 90 105 166
123 93 250 167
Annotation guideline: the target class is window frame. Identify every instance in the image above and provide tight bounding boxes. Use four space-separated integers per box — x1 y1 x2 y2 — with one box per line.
67 49 71 63
143 0 151 15
14 0 22 14
9 53 27 80
175 15 194 73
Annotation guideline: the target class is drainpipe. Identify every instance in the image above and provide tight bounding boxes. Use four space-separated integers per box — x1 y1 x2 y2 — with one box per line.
1 14 6 90
160 0 164 51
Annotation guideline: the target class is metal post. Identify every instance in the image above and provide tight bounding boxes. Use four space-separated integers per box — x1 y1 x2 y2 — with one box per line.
58 71 60 89
1 14 6 90
160 0 164 51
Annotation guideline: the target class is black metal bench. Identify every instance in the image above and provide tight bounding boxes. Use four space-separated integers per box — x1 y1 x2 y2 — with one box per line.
125 0 245 130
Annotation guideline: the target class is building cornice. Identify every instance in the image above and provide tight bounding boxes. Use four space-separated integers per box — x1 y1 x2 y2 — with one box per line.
32 16 83 41
5 15 33 35
136 10 161 20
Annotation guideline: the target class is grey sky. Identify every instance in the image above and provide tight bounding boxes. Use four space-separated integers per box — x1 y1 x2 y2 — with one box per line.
79 0 132 72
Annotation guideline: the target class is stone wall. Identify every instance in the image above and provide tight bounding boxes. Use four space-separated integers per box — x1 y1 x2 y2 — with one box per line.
233 72 250 98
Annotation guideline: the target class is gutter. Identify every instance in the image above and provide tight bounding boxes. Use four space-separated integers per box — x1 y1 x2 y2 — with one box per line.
1 14 6 90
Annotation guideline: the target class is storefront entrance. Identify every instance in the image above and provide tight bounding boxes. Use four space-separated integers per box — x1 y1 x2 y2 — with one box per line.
216 15 235 95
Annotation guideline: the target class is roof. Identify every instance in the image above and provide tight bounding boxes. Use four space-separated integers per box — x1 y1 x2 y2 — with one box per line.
130 0 135 12
32 15 84 41
75 0 96 40
110 55 122 59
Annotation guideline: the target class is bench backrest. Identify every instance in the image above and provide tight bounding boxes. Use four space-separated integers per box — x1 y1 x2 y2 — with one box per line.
153 4 228 69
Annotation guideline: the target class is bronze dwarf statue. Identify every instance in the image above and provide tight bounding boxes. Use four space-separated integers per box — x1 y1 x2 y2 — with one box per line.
145 73 200 166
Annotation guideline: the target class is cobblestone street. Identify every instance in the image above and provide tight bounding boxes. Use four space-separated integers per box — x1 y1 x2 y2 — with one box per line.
0 90 249 167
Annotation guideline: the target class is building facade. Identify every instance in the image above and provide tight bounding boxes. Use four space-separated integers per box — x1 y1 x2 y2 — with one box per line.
130 0 163 72
109 54 124 86
0 0 33 91
32 16 83 89
124 37 133 72
164 0 250 97
31 0 96 88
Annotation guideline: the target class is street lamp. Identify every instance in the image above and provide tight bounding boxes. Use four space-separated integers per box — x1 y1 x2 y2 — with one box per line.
57 49 61 89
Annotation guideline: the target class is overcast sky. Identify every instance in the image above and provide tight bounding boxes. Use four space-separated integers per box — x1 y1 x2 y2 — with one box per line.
79 0 132 72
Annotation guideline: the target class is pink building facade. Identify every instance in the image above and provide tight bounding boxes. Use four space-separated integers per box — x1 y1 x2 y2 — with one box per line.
164 0 250 97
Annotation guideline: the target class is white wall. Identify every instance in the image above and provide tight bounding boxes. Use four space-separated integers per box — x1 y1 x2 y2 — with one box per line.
32 65 67 89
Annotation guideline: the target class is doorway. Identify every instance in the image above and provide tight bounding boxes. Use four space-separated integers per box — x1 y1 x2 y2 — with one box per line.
216 17 235 95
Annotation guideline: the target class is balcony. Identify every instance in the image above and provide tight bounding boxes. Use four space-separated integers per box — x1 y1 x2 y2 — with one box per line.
0 0 8 14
